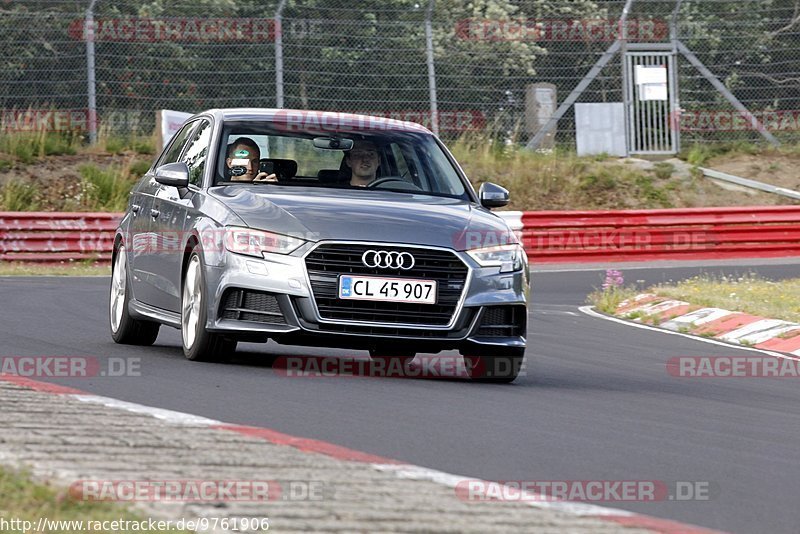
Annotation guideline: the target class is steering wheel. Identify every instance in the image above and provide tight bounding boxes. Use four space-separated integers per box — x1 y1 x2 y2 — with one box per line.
367 177 421 190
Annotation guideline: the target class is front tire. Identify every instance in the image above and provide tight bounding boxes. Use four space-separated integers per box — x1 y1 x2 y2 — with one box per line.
461 347 525 384
181 251 237 362
109 245 160 345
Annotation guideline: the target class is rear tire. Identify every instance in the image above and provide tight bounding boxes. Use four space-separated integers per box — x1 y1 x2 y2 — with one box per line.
181 250 237 362
461 347 525 384
109 245 160 346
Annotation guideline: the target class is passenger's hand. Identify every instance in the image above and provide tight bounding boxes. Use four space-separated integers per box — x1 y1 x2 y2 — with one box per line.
253 173 278 182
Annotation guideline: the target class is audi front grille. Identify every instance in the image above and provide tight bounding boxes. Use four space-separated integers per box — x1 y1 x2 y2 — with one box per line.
304 243 469 326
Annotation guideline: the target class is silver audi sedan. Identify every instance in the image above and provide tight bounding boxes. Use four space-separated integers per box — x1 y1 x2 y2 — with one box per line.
109 109 529 382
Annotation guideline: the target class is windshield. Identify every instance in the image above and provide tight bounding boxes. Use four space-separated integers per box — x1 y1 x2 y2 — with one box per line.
216 121 470 200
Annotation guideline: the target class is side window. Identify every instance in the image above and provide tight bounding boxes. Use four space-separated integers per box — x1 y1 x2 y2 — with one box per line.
181 120 213 186
390 143 411 180
158 121 197 166
399 143 429 190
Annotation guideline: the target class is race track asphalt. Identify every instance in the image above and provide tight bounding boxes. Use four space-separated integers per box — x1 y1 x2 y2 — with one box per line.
3 261 800 533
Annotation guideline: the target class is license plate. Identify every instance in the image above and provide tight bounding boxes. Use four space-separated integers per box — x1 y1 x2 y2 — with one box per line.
338 275 437 305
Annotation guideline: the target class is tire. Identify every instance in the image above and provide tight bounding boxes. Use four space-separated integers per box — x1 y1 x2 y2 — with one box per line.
109 245 160 345
461 347 525 384
181 250 237 362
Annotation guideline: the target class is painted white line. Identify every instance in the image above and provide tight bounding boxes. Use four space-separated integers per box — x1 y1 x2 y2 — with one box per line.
71 395 222 426
64 390 645 522
7 377 719 531
718 319 798 344
578 305 800 362
661 308 734 329
371 464 635 517
60 390 647 522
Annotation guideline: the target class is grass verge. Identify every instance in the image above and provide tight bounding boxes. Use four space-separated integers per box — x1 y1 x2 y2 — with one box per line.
0 131 799 212
78 162 140 212
652 273 800 323
0 465 190 533
589 271 800 324
450 137 683 210
0 131 81 163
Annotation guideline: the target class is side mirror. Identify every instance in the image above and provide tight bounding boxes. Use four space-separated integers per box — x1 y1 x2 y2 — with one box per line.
154 162 190 188
479 182 510 208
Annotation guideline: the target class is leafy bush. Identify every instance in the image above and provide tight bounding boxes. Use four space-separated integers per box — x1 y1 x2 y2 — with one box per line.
0 131 81 163
652 162 674 180
78 164 136 211
129 159 153 177
0 181 39 211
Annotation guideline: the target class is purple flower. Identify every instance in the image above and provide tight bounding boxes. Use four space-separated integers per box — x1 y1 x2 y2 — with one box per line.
602 269 624 291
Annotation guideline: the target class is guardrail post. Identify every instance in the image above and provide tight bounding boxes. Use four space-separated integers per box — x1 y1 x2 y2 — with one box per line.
425 0 439 136
275 0 287 109
85 0 98 144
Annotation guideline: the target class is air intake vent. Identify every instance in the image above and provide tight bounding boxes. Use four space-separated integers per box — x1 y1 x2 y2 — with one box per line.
476 306 525 337
220 289 286 324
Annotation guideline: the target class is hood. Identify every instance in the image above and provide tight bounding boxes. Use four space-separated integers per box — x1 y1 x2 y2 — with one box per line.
209 185 513 250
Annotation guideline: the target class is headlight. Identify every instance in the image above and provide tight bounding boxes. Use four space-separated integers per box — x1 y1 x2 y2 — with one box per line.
467 243 525 273
224 227 305 258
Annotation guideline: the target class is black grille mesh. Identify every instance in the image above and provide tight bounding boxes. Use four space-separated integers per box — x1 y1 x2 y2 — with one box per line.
304 244 468 326
220 289 286 324
476 306 525 337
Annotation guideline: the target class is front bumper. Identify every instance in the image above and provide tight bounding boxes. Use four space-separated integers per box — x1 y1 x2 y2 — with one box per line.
203 242 529 351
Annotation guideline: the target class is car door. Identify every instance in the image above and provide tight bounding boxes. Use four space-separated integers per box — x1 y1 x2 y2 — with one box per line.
126 173 158 303
134 120 199 309
149 118 214 312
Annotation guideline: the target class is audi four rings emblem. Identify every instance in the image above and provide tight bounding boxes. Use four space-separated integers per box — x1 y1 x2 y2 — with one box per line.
362 250 415 270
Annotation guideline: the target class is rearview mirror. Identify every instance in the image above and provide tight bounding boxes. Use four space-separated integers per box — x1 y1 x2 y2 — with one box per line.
155 162 190 188
313 137 354 150
479 182 510 208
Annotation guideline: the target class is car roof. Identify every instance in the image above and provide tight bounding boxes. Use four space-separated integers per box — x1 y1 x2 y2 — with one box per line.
197 108 434 135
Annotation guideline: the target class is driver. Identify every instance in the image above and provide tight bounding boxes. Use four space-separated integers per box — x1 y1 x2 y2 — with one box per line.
344 140 380 187
225 137 277 182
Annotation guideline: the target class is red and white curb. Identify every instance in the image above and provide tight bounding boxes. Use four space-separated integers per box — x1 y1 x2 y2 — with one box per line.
608 293 800 357
0 373 721 534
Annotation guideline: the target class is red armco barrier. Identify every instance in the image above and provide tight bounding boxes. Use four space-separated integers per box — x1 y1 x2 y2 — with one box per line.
520 205 800 263
1 206 800 263
0 212 120 262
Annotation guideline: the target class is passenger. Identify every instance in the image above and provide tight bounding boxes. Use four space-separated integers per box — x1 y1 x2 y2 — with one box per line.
344 140 380 187
225 137 276 182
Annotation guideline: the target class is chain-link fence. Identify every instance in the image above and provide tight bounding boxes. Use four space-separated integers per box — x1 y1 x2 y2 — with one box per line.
1 0 799 148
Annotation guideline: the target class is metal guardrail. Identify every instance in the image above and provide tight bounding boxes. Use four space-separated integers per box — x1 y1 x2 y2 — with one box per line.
0 212 119 262
517 206 800 263
2 207 800 264
699 167 800 201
